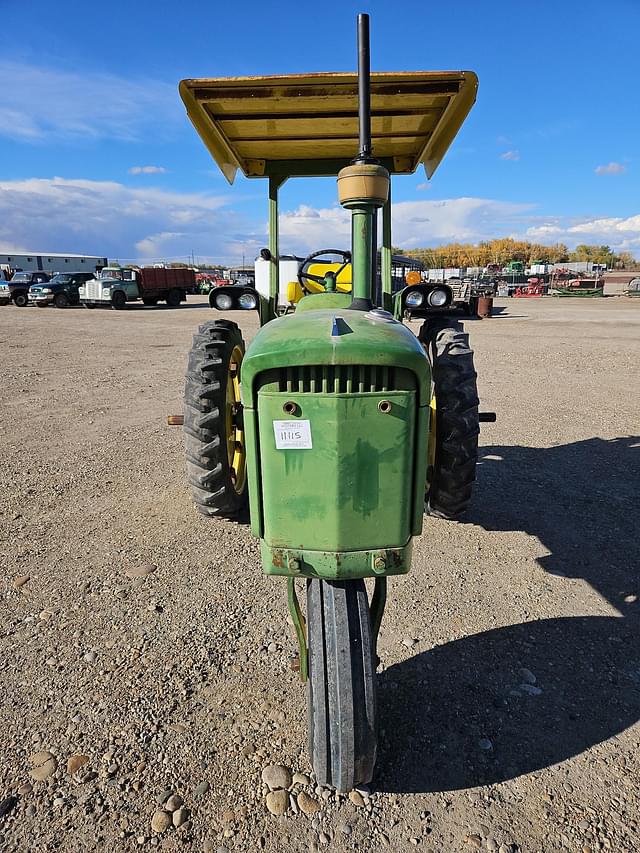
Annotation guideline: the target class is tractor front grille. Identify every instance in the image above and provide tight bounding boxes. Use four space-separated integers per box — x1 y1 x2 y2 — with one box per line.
257 365 416 394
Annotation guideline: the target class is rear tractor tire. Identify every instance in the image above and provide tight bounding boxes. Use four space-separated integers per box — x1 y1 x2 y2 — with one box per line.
420 320 480 519
307 579 377 792
183 320 248 519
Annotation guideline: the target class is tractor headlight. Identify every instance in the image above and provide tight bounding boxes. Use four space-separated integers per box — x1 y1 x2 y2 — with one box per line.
405 290 424 308
238 292 257 310
213 293 233 310
427 288 448 307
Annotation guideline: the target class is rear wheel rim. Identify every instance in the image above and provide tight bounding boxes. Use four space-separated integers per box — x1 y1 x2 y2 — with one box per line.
226 345 246 494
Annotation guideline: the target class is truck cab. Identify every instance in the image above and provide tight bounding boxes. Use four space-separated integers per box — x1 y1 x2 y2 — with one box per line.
0 271 51 307
79 267 140 309
29 271 94 308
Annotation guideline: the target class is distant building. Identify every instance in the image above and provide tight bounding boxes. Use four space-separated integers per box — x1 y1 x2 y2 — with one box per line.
0 252 108 273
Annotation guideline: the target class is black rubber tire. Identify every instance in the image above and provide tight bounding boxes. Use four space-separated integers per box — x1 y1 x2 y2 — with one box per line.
307 579 377 792
13 291 28 307
54 292 69 308
421 321 480 519
36 302 48 308
111 291 127 310
84 303 95 309
166 289 182 307
0 300 10 306
142 297 158 306
183 320 248 519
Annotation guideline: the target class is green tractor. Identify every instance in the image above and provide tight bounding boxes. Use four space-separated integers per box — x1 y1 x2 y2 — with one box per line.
178 15 487 791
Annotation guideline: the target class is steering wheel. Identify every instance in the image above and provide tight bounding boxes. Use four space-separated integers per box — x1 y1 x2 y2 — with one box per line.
297 249 351 290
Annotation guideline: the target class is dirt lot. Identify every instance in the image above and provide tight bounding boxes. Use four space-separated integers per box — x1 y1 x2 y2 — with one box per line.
0 296 638 853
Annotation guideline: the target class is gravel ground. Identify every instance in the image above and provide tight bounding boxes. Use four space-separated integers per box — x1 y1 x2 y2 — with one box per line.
0 295 638 853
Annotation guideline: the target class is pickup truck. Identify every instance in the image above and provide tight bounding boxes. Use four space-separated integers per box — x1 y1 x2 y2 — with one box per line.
28 271 95 308
79 266 194 309
0 271 51 307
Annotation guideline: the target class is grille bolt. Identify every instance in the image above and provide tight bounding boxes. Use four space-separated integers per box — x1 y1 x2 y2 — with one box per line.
373 556 386 572
378 400 392 414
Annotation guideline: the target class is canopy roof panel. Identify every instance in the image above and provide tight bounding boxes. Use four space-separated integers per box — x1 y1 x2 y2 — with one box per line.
179 71 478 184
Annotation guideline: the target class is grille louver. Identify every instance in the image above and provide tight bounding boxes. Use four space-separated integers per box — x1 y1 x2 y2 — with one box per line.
257 365 416 394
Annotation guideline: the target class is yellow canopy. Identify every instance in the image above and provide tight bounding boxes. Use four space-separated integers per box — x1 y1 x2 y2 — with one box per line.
179 71 478 184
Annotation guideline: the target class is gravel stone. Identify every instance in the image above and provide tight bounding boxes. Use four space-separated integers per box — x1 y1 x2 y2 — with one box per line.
266 789 289 816
172 807 189 828
193 781 210 798
297 791 321 815
67 754 89 775
164 794 183 812
348 790 365 807
261 765 292 790
150 810 172 834
29 751 57 781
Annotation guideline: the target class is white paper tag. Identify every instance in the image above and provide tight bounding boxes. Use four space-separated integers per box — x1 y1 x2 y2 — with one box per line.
273 419 313 450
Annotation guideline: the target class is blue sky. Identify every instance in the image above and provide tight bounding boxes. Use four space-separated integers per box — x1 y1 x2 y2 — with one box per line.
1 0 638 265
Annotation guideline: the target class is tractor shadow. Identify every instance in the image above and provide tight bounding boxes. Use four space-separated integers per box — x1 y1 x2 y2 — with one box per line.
377 435 640 793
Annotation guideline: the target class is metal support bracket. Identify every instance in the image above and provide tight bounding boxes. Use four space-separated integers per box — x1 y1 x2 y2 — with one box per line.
287 578 308 683
369 576 387 665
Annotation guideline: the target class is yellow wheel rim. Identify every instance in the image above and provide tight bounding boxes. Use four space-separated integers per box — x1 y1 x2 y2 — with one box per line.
226 345 246 495
426 391 437 490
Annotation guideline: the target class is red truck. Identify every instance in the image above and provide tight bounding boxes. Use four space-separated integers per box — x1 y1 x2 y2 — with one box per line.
79 266 196 309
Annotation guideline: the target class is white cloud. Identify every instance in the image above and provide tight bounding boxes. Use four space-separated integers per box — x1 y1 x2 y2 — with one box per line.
279 198 535 255
500 150 520 161
416 182 431 191
280 198 640 255
0 177 243 263
129 166 168 175
0 61 181 143
594 162 626 176
2 177 639 264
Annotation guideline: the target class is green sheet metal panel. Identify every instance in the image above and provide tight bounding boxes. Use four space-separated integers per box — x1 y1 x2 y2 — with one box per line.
257 388 416 552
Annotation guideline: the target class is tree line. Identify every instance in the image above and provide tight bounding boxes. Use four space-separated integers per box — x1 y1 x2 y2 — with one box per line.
399 238 637 269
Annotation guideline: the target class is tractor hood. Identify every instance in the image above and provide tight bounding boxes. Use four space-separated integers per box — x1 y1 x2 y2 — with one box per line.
241 308 430 406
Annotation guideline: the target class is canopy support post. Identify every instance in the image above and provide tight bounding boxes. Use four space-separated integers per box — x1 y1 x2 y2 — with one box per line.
265 175 285 324
381 185 392 312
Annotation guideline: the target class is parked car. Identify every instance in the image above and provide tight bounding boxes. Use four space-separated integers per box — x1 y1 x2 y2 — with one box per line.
28 272 95 308
0 271 51 307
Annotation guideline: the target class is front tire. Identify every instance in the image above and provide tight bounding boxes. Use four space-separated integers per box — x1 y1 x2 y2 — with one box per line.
183 320 248 519
13 291 28 307
307 579 377 792
54 293 70 308
111 291 127 310
420 321 480 519
166 289 182 307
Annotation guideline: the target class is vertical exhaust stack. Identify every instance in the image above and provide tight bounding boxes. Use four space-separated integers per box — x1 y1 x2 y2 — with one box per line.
357 13 372 163
337 13 390 308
